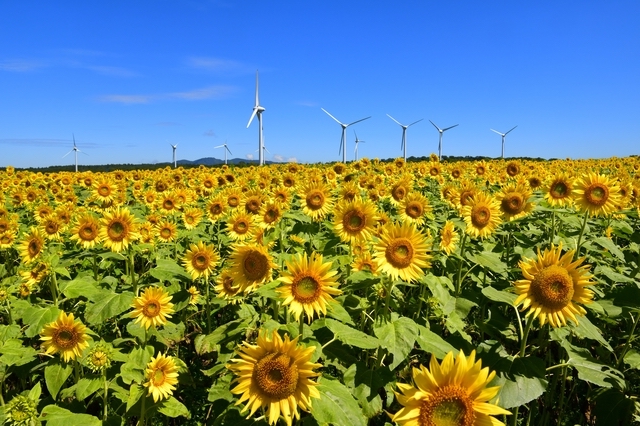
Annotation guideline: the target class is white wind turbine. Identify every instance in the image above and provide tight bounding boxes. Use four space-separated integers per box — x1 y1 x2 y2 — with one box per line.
321 108 370 163
354 131 365 161
215 142 233 165
490 126 518 159
387 114 423 161
170 143 178 168
246 70 265 166
429 120 459 161
62 134 87 172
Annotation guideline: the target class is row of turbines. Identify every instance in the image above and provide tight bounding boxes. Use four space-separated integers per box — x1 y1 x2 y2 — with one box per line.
61 70 518 170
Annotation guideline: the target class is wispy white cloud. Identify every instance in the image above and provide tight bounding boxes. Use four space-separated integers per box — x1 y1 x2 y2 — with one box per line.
287 157 298 163
0 59 46 72
296 101 319 107
246 153 254 160
85 65 138 77
0 138 98 148
203 130 216 137
273 154 284 162
97 85 236 104
187 57 251 73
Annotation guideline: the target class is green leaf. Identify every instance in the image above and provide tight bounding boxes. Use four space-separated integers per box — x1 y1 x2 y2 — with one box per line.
469 251 508 275
597 265 635 284
76 376 102 400
561 340 625 388
194 319 249 355
0 324 21 343
158 396 190 418
156 321 185 347
39 405 101 426
593 236 625 261
120 346 154 385
85 290 134 325
343 362 393 418
324 319 379 349
150 258 193 282
22 305 61 338
0 339 38 366
127 384 145 412
207 374 234 402
28 382 42 401
593 389 635 426
59 275 102 301
569 316 613 352
491 356 548 409
481 286 516 305
327 299 355 325
312 377 367 426
373 314 418 370
44 361 73 400
415 326 457 359
623 349 640 370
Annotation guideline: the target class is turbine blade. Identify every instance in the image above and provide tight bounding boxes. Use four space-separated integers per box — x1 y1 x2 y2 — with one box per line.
408 118 424 127
247 108 258 127
73 134 76 147
386 114 403 126
226 147 233 155
429 120 442 131
255 70 260 106
214 145 225 149
505 125 518 135
321 108 343 125
338 134 344 155
346 116 371 126
443 124 459 131
62 150 73 158
490 129 503 136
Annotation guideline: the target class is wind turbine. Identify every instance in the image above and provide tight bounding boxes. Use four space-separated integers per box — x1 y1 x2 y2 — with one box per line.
387 114 423 161
354 131 365 161
321 108 370 163
490 126 518 159
215 142 233 165
62 134 86 172
170 143 178 168
246 70 265 166
429 120 459 161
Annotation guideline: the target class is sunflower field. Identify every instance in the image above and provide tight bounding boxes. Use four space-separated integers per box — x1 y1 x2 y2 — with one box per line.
0 156 639 426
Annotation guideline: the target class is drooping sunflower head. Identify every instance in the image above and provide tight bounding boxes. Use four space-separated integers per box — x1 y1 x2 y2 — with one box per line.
514 242 595 328
278 252 342 323
497 183 534 221
19 261 49 286
227 330 321 426
144 352 179 403
439 220 459 256
130 286 175 330
183 241 219 280
392 350 511 426
40 311 91 363
214 269 242 303
99 207 140 253
229 243 277 294
373 221 432 283
19 227 46 264
461 192 502 239
332 198 378 244
573 172 621 217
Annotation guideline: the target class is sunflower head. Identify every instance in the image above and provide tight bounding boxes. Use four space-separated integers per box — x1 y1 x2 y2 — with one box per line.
183 241 219 280
461 192 502 239
84 341 114 373
229 243 277 294
5 394 39 426
144 352 179 403
373 222 431 283
130 286 175 330
40 311 91 363
573 172 621 217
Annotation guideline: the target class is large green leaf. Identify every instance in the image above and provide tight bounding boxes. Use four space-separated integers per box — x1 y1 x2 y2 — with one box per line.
469 251 508 276
0 324 22 343
39 405 101 426
22 305 61 338
561 340 625 389
312 377 367 426
194 318 249 355
75 376 102 400
158 396 190 418
324 319 379 349
150 258 194 282
415 325 457 359
481 286 516 305
493 357 547 409
593 236 625 261
0 339 38 366
373 314 418 370
44 361 73 400
569 316 613 352
58 275 102 301
343 362 393 418
85 290 134 325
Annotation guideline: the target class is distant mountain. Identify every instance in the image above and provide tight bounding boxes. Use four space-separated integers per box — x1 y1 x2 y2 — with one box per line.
177 157 276 166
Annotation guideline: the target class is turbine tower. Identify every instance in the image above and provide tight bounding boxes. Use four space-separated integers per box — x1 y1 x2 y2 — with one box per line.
321 108 370 163
490 126 518 159
429 120 458 161
215 142 233 165
62 134 86 172
170 143 178 168
354 131 365 161
387 114 423 161
246 70 265 166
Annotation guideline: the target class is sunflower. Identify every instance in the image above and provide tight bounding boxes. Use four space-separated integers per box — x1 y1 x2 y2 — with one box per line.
399 192 432 226
206 194 227 222
505 160 520 177
496 183 534 221
392 350 511 426
332 198 378 244
130 286 174 330
513 242 595 328
159 191 180 215
40 311 91 363
214 269 242 303
572 172 621 217
373 222 431 283
299 181 334 222
67 213 101 249
544 174 575 207
182 207 204 230
19 261 49 287
187 286 201 305
226 210 258 242
84 341 113 373
225 187 243 210
461 192 502 239
439 220 459 255
227 330 321 426
351 250 380 275
92 179 118 204
0 231 16 249
156 220 178 243
272 185 293 207
19 227 46 264
99 207 140 253
183 241 219 280
278 252 342 323
258 200 284 230
242 190 264 215
138 222 156 245
389 175 413 206
229 243 277 294
144 353 179 403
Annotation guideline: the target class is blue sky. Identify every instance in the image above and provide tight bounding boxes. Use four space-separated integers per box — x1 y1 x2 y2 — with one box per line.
1 1 639 168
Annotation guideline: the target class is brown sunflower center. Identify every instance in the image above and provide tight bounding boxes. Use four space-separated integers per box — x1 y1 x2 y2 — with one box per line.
160 227 172 239
530 265 574 310
385 237 414 269
221 275 238 295
283 178 295 187
506 163 520 176
583 183 609 206
292 276 320 303
418 385 475 426
254 352 299 400
108 221 126 241
470 205 491 228
98 185 111 196
245 198 261 214
54 327 79 349
163 199 175 210
306 191 325 210
192 253 210 271
243 251 269 281
45 222 59 235
228 196 240 208
143 301 160 317
392 185 407 202
406 202 423 219
233 219 249 234
459 191 475 207
28 239 42 257
501 193 524 215
152 368 166 386
550 181 570 199
476 166 486 176
185 214 196 224
209 203 223 216
343 209 366 233
263 208 279 224
451 169 461 179
430 167 440 176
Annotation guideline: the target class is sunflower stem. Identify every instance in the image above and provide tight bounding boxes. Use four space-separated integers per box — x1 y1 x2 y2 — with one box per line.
129 249 137 296
74 360 80 384
50 272 59 306
616 312 639 370
575 210 589 256
299 316 304 337
519 314 535 358
102 369 109 421
455 233 468 297
549 210 556 245
556 338 571 418
93 252 99 281
138 395 146 426
4 299 13 325
205 278 211 335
